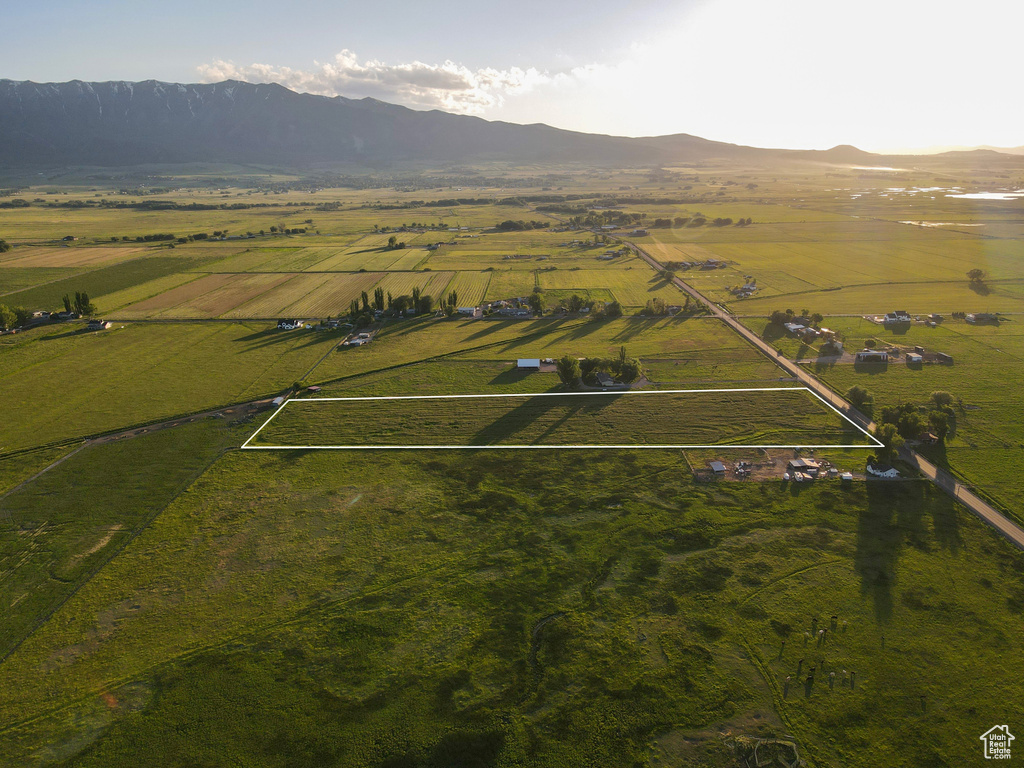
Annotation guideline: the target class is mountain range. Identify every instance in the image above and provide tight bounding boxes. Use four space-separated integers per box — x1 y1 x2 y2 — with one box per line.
0 79 1018 169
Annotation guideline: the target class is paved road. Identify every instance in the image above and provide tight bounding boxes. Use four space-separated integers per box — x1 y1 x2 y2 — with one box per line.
628 241 1024 551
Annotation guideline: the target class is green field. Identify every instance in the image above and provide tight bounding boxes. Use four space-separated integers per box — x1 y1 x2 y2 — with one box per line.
249 389 870 448
1 163 1023 767
0 322 338 450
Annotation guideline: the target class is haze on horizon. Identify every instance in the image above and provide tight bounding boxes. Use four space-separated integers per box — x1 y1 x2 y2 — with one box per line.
2 0 1019 154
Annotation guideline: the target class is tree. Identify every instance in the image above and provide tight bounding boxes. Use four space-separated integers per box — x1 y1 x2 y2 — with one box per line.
0 304 15 330
14 306 32 327
373 287 385 312
874 423 904 463
967 268 987 283
528 293 543 313
349 299 361 320
556 355 581 388
810 312 824 327
361 291 370 312
387 235 398 249
928 410 949 442
417 294 434 315
604 301 623 319
620 358 642 383
62 294 72 313
846 385 874 410
0 239 10 253
930 391 954 409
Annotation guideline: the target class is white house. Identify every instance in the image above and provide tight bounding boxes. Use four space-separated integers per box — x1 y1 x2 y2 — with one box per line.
866 463 900 479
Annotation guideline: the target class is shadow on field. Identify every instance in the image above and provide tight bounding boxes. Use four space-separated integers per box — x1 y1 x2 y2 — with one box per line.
855 481 944 622
853 361 888 375
470 392 625 445
611 317 665 343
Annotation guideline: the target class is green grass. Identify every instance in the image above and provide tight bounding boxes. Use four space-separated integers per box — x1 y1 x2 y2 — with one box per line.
0 448 1020 766
0 420 238 660
249 389 868 448
0 267 83 297
0 322 339 451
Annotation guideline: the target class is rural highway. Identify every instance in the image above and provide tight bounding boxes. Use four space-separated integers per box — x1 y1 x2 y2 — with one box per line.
627 241 1024 551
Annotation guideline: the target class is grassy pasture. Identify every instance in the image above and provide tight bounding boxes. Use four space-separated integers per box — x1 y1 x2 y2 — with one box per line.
738 279 1024 315
0 267 81 296
0 322 338 451
249 389 868 448
791 317 1024 519
538 267 685 307
483 268 537 299
0 420 237 660
0 447 1019 767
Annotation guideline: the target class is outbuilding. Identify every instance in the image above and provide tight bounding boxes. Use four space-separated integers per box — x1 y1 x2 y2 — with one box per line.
517 358 541 370
906 353 923 364
709 461 727 475
866 463 900 479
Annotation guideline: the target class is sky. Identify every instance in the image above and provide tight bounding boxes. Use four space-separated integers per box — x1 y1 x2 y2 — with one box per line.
1 0 1020 152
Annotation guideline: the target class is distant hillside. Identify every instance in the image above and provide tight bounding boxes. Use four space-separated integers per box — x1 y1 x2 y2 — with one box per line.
0 79 768 168
0 79 1020 170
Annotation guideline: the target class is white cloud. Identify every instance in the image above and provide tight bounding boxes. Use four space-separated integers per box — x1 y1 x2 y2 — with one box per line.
197 50 547 115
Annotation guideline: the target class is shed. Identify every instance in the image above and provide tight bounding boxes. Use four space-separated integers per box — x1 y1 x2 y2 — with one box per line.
272 396 286 407
856 349 889 363
840 472 854 482
517 358 541 370
906 353 923 364
936 352 954 364
709 461 727 474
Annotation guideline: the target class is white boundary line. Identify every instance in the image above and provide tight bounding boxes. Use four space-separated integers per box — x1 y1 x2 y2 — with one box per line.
241 387 883 450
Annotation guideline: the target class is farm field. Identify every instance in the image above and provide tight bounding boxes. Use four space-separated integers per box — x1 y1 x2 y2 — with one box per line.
0 447 1020 767
248 389 870 448
0 322 338 450
537 267 684 307
1 163 1023 767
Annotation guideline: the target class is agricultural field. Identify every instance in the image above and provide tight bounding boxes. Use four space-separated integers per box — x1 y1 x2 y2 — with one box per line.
0 322 338 450
537 267 685 307
248 389 870 448
0 447 1020 767
1 164 1023 766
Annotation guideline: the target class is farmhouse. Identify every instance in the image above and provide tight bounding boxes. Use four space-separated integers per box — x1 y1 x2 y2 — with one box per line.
883 310 911 325
866 463 900 478
855 349 889 363
517 358 541 370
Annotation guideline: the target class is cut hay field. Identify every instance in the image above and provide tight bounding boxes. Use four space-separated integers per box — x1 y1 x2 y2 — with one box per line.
224 272 384 319
0 245 148 269
2 255 216 314
0 322 338 450
375 270 455 300
248 389 870 448
128 273 295 318
443 271 492 306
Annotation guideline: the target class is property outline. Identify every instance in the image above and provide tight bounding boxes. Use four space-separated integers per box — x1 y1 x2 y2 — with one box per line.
241 387 884 450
